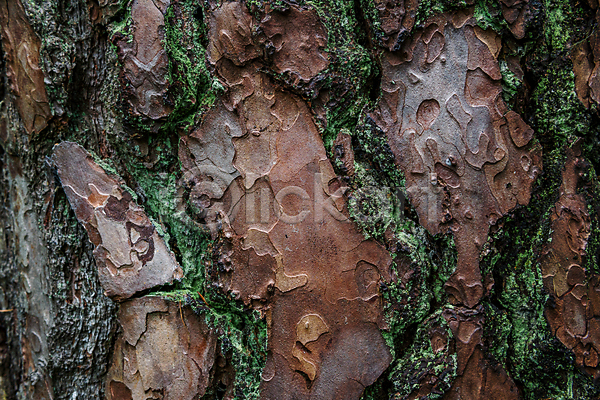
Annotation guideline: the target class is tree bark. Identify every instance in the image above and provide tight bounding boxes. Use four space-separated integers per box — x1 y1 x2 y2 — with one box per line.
1 0 600 399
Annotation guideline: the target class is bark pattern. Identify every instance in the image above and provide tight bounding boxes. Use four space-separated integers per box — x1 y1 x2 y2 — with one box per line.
1 0 600 399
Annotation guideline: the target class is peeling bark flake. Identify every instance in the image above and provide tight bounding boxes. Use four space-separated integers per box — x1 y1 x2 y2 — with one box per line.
52 142 183 301
372 11 542 308
0 0 51 135
106 297 217 400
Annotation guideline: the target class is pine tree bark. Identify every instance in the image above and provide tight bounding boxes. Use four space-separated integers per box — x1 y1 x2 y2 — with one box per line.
1 0 600 399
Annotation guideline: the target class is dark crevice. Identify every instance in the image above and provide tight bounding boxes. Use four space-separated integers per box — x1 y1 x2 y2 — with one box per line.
395 320 423 358
353 0 372 50
194 5 204 22
0 37 5 101
360 370 393 399
367 71 382 103
295 368 314 391
352 0 381 105
125 281 178 301
582 110 600 173
0 313 18 400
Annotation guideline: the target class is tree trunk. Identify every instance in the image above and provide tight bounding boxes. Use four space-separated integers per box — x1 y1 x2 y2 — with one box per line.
1 0 600 399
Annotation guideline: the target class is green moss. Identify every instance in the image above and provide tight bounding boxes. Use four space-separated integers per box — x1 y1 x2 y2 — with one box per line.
500 60 521 106
542 0 571 53
497 250 548 382
415 0 469 27
345 119 407 239
415 0 505 31
20 0 78 112
250 0 377 151
532 66 591 149
525 0 594 152
88 1 600 398
348 162 403 241
483 302 511 365
525 0 599 174
89 151 121 178
380 225 456 355
163 0 219 132
307 0 378 151
107 0 134 39
472 0 506 32
106 0 218 134
479 144 600 398
157 290 267 399
246 0 289 12
109 131 267 398
580 157 600 274
205 307 267 399
98 2 272 396
353 120 405 185
358 0 383 43
387 310 457 400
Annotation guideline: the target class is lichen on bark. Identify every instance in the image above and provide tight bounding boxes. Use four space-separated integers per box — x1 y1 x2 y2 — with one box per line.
2 0 600 399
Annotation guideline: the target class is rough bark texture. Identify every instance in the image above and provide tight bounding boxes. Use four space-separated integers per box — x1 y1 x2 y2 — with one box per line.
1 0 600 399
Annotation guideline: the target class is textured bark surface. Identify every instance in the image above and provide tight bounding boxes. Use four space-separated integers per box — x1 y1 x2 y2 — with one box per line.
106 297 217 399
372 10 542 309
53 141 184 300
1 0 600 399
0 0 51 135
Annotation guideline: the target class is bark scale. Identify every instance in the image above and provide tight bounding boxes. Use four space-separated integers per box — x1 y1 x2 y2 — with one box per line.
0 0 599 399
